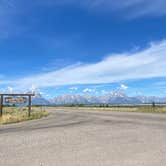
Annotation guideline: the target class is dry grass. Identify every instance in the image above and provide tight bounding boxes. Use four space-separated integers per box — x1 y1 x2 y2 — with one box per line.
52 105 166 113
0 107 49 125
1 105 165 125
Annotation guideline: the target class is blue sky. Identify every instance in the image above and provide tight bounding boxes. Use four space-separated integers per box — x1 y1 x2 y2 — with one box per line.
0 0 166 97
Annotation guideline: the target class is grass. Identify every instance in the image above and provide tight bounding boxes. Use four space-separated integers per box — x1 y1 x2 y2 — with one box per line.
1 105 165 125
0 107 49 125
52 105 166 113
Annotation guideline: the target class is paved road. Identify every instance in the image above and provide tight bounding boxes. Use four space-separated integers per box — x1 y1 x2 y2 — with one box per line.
0 109 166 166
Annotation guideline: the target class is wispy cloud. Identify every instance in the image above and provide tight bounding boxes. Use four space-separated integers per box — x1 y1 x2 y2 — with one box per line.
0 0 165 39
1 40 166 89
83 88 96 93
69 87 78 91
83 0 166 18
119 84 128 90
39 0 166 18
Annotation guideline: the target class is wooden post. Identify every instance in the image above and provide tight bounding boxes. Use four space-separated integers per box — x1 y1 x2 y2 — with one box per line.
0 94 34 117
0 95 3 117
28 95 32 117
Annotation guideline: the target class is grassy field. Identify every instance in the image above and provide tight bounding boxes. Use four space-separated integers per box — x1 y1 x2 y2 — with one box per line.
0 107 49 125
1 104 166 125
51 104 166 113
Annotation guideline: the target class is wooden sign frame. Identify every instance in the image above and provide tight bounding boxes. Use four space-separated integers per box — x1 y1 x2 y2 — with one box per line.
0 94 35 117
5 97 27 104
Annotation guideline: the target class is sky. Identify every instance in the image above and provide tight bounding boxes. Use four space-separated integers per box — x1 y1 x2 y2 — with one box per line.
0 0 166 98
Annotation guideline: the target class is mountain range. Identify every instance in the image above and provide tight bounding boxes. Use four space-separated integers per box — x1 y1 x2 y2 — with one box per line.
31 91 166 105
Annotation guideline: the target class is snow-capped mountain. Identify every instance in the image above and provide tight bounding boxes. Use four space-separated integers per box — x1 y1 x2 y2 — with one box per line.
83 94 100 104
25 88 50 105
32 93 50 105
50 91 142 105
52 94 88 105
98 91 141 104
136 96 166 104
109 91 127 98
21 90 166 105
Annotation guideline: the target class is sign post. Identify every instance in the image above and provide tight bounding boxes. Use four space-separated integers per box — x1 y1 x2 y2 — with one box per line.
28 95 32 117
0 94 3 117
0 94 34 117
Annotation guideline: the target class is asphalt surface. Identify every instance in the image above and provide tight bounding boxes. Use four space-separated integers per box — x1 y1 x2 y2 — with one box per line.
0 109 166 166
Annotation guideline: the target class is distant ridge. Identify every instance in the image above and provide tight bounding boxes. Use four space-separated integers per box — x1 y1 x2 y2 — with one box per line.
31 91 166 105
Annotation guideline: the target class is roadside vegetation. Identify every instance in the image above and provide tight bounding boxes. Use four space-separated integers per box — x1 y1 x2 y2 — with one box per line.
1 104 165 125
0 107 49 125
52 103 166 113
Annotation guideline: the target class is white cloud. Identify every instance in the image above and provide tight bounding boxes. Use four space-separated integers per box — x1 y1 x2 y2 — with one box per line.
28 85 39 94
85 0 166 18
120 84 128 90
2 40 166 89
6 86 14 93
39 0 166 18
101 90 107 94
0 0 165 39
69 87 78 91
83 88 96 93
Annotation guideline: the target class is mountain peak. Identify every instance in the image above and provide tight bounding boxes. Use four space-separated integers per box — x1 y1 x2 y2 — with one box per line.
29 91 166 105
110 91 127 98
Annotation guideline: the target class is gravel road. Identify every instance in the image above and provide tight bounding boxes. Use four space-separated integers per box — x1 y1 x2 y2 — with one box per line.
0 109 166 166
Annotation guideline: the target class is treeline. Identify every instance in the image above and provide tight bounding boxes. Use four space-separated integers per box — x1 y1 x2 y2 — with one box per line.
48 103 165 108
